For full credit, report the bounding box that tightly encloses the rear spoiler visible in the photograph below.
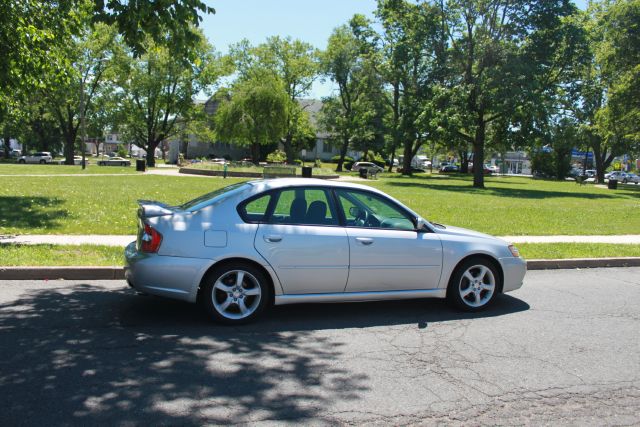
[137,200,176,219]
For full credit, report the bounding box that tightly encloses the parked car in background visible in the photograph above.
[486,164,499,174]
[470,163,493,175]
[73,156,89,165]
[125,178,526,325]
[351,162,384,173]
[97,156,131,166]
[585,169,596,178]
[605,171,638,183]
[17,152,53,164]
[439,164,459,173]
[621,172,640,184]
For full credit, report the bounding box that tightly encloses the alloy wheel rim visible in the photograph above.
[458,264,495,308]
[212,270,262,320]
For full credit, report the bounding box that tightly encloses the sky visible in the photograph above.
[200,0,588,99]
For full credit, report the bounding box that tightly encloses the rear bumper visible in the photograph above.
[499,256,527,293]
[124,241,210,303]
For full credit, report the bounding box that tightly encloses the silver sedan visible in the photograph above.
[125,178,526,325]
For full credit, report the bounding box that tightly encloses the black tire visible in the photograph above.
[623,179,627,184]
[40,159,45,164]
[18,159,25,164]
[447,257,501,312]
[200,262,271,325]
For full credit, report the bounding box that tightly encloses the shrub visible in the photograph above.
[330,155,354,164]
[266,149,287,163]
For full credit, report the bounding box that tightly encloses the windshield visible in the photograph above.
[179,183,247,211]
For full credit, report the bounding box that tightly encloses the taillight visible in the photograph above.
[141,223,163,253]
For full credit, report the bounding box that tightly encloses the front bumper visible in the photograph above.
[499,256,527,292]
[124,241,210,303]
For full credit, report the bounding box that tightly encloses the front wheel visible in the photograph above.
[200,263,271,325]
[18,159,25,164]
[447,257,500,312]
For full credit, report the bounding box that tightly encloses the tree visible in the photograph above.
[40,22,118,164]
[1,1,214,94]
[372,1,445,176]
[214,74,288,163]
[595,0,640,159]
[321,24,380,172]
[439,0,577,188]
[115,30,220,167]
[230,37,319,163]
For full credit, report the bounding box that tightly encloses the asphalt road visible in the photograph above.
[1,268,639,425]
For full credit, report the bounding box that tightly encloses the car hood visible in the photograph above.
[433,224,505,243]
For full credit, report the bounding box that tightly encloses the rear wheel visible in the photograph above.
[447,257,500,312]
[18,159,25,164]
[200,263,270,325]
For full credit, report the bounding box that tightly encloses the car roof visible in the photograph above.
[245,178,381,193]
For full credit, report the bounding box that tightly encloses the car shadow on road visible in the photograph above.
[0,284,367,425]
[0,283,528,425]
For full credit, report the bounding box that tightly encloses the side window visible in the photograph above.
[271,188,338,226]
[336,189,415,231]
[239,193,272,223]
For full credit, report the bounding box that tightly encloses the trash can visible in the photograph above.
[136,159,146,172]
[301,166,312,178]
[607,179,617,189]
[359,168,368,179]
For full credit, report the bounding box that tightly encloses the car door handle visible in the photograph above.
[264,235,282,243]
[356,237,374,245]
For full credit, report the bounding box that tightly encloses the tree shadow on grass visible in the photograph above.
[394,173,529,186]
[387,180,622,200]
[0,196,68,232]
[0,283,528,425]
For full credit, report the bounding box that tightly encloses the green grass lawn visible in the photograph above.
[365,174,640,236]
[1,171,638,236]
[1,242,637,266]
[0,163,138,175]
[0,244,124,266]
[518,243,640,259]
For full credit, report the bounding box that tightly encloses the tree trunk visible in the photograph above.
[146,136,157,167]
[401,143,413,176]
[283,134,295,164]
[251,142,261,165]
[458,148,469,173]
[592,143,604,183]
[336,135,349,172]
[473,116,486,188]
[63,133,76,165]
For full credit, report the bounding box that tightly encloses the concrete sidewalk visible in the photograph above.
[1,234,639,247]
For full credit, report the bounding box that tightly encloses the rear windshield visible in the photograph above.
[179,183,247,211]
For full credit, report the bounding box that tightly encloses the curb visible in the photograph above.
[1,258,639,280]
[527,257,640,270]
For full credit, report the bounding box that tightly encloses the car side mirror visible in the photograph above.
[415,217,428,232]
